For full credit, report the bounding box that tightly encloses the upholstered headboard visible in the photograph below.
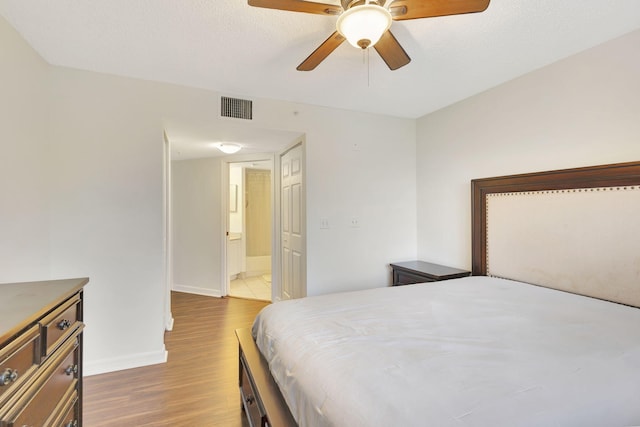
[471,161,640,307]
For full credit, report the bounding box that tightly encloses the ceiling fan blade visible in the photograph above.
[374,30,411,70]
[390,0,490,20]
[248,0,342,15]
[297,32,345,71]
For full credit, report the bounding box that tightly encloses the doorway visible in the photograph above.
[227,161,273,301]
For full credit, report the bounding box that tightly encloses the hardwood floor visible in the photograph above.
[84,292,269,426]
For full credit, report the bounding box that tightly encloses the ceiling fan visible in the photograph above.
[248,0,490,71]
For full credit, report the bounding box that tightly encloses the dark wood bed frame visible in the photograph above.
[237,160,640,427]
[236,328,296,426]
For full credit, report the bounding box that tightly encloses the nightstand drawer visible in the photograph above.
[393,269,436,285]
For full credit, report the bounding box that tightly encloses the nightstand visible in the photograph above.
[390,261,470,286]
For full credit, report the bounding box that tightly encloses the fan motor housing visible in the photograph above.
[342,0,386,10]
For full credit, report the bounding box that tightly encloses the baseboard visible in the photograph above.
[172,283,222,298]
[84,347,168,376]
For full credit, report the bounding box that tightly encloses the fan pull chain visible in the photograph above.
[361,48,371,87]
[367,48,371,87]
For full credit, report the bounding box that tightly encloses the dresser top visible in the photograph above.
[0,277,89,344]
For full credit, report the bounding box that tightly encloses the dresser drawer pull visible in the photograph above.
[64,420,78,427]
[57,319,72,330]
[64,364,78,376]
[246,395,255,405]
[0,368,19,386]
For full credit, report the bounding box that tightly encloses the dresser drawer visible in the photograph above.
[1,336,79,427]
[0,325,40,407]
[60,400,79,427]
[45,383,78,427]
[40,294,81,359]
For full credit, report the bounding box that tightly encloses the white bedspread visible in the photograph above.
[252,276,640,427]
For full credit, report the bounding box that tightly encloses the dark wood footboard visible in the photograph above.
[236,328,297,427]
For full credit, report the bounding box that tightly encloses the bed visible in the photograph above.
[236,161,640,427]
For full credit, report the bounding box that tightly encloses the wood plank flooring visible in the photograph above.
[83,292,269,426]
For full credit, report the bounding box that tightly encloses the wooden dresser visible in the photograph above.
[0,277,88,427]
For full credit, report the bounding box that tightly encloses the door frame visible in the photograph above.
[221,153,277,300]
[162,131,174,331]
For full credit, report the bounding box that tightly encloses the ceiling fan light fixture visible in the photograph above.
[336,3,392,49]
[215,143,241,154]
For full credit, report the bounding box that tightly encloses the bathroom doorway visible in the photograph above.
[228,161,272,301]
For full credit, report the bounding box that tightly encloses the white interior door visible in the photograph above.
[280,143,305,300]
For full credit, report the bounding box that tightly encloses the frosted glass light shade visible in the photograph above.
[216,143,241,154]
[336,4,392,49]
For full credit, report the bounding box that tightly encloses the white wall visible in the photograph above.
[172,157,223,297]
[46,67,168,374]
[256,103,418,295]
[304,114,418,294]
[42,65,417,371]
[1,13,417,373]
[0,15,50,281]
[416,29,640,270]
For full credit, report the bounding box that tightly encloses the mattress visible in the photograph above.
[252,276,640,427]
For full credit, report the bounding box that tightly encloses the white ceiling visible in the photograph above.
[165,120,302,161]
[2,0,639,156]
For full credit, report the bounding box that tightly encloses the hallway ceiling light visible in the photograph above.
[216,143,241,154]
